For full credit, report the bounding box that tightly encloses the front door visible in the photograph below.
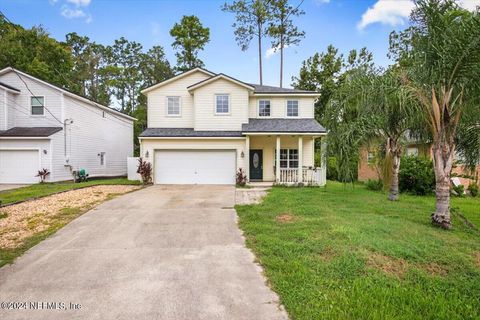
[249,150,263,180]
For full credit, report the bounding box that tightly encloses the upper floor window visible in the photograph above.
[215,94,230,114]
[286,100,298,117]
[31,96,44,116]
[166,96,181,116]
[258,100,271,117]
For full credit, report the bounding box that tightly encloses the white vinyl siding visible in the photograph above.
[0,69,134,182]
[0,71,62,127]
[215,94,230,114]
[193,78,249,131]
[286,100,299,117]
[147,70,210,128]
[166,96,181,116]
[258,100,271,117]
[248,97,315,118]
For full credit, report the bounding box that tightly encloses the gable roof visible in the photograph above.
[0,81,21,93]
[141,67,216,94]
[187,73,255,92]
[0,67,136,121]
[0,127,62,137]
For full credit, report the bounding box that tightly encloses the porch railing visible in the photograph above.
[278,167,326,186]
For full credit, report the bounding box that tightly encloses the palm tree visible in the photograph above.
[390,0,480,228]
[366,69,419,201]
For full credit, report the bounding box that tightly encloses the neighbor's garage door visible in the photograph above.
[155,150,236,185]
[0,150,39,183]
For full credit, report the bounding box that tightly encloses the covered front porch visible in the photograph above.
[245,134,327,186]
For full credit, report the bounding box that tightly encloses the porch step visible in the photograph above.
[246,181,274,188]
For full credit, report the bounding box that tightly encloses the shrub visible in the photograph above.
[365,179,383,191]
[137,158,152,185]
[468,183,479,197]
[399,156,435,195]
[326,156,338,181]
[36,168,50,183]
[236,168,247,186]
[453,184,465,197]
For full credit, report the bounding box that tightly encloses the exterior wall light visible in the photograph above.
[145,150,149,158]
[240,151,244,158]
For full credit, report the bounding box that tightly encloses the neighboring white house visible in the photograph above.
[0,67,135,184]
[139,68,327,185]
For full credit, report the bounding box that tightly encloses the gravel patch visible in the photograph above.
[0,185,140,249]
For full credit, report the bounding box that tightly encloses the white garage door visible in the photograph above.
[0,150,40,183]
[155,150,236,185]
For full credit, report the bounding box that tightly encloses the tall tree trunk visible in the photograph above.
[258,25,263,85]
[431,140,455,229]
[280,34,284,88]
[387,138,401,201]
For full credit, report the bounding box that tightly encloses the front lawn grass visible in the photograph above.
[0,178,141,206]
[236,182,480,320]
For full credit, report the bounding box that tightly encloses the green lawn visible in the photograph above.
[236,182,480,320]
[0,178,141,206]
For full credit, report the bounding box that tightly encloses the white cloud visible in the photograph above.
[61,7,86,19]
[265,44,290,59]
[357,0,415,30]
[358,0,480,30]
[57,0,93,23]
[315,0,330,4]
[66,0,91,6]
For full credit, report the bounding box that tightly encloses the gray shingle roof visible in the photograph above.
[242,118,326,133]
[0,81,20,92]
[140,128,243,137]
[0,127,62,137]
[248,84,317,94]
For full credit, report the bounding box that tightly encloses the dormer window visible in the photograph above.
[215,94,230,114]
[31,96,44,115]
[286,100,298,117]
[166,96,181,116]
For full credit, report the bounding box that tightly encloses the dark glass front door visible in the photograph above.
[249,150,263,180]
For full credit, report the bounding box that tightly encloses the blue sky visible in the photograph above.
[1,0,454,87]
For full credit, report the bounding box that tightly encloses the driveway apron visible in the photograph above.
[0,185,287,320]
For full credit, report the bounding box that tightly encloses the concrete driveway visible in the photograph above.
[0,185,287,320]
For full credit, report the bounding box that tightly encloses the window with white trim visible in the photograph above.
[277,149,299,168]
[258,100,270,117]
[31,96,44,115]
[166,96,181,116]
[287,100,298,117]
[215,94,229,114]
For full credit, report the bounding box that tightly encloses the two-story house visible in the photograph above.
[0,67,135,184]
[139,68,327,185]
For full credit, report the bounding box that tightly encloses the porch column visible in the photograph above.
[276,136,281,182]
[298,136,303,183]
[245,135,250,181]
